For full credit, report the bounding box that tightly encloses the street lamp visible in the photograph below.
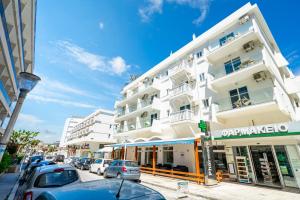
[0,72,41,161]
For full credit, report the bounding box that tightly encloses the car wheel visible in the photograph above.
[117,173,121,179]
[97,169,101,175]
[81,166,84,170]
[103,171,108,178]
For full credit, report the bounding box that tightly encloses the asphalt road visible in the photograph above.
[77,169,203,200]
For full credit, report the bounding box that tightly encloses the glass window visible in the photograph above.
[202,99,209,108]
[125,161,139,167]
[163,147,173,164]
[199,73,206,82]
[229,86,251,109]
[224,57,241,75]
[34,170,78,188]
[104,160,112,165]
[196,51,202,58]
[219,32,234,46]
[180,104,191,111]
[95,159,102,164]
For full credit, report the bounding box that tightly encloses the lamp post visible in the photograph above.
[0,72,41,161]
[122,136,129,160]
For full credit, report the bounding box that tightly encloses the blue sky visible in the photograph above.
[14,0,300,143]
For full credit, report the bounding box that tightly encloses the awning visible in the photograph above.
[96,147,113,153]
[109,138,195,148]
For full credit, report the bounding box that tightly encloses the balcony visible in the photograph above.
[209,59,267,89]
[169,60,194,81]
[115,80,160,107]
[168,83,193,102]
[115,98,161,122]
[170,110,197,124]
[214,87,280,119]
[207,29,258,62]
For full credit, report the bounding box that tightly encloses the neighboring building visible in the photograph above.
[63,109,116,158]
[113,3,300,189]
[59,117,83,148]
[0,0,36,136]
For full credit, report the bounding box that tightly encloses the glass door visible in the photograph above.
[250,145,281,187]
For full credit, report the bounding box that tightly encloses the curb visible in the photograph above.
[141,180,219,200]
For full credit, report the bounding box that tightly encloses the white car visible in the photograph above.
[89,159,112,175]
[15,164,80,200]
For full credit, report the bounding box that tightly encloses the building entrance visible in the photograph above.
[249,145,281,187]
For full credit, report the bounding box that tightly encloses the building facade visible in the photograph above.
[0,0,36,136]
[113,3,300,189]
[62,109,116,158]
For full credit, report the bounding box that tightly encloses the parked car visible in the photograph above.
[55,155,65,162]
[75,158,93,170]
[21,160,56,183]
[68,157,80,167]
[36,179,165,200]
[103,160,140,181]
[89,159,112,175]
[15,164,80,200]
[44,155,56,162]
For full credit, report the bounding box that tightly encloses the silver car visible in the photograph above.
[15,164,80,200]
[103,160,140,181]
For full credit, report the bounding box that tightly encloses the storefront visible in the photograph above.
[212,121,300,189]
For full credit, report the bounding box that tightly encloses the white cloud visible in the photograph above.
[139,0,211,25]
[17,113,44,125]
[139,0,163,22]
[28,94,97,109]
[99,22,104,30]
[57,41,130,75]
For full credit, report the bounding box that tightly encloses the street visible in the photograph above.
[77,169,203,200]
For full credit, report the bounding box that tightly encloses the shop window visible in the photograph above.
[144,147,158,166]
[229,86,251,109]
[163,146,174,164]
[224,57,241,75]
[214,152,228,172]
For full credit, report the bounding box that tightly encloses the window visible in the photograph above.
[99,144,104,149]
[95,159,102,164]
[229,86,251,109]
[34,170,79,188]
[199,73,206,82]
[104,160,112,165]
[125,161,138,167]
[224,57,241,75]
[202,99,209,108]
[150,113,158,125]
[167,110,170,117]
[145,147,157,165]
[180,104,191,111]
[219,32,235,46]
[196,51,202,58]
[163,147,174,164]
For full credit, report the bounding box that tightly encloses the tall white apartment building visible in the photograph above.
[113,3,300,189]
[59,117,83,148]
[63,109,115,157]
[0,0,36,135]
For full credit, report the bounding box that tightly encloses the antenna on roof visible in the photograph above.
[192,33,196,40]
[116,179,125,198]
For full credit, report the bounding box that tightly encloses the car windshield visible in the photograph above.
[125,161,138,167]
[34,170,78,188]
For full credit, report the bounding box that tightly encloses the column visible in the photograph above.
[112,147,114,159]
[135,146,138,161]
[152,145,156,175]
[194,139,201,184]
[121,147,124,160]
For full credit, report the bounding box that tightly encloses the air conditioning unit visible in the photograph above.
[239,14,250,24]
[253,71,267,82]
[243,41,255,52]
[188,54,194,62]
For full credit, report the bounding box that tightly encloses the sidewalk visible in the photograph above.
[141,173,300,200]
[0,172,20,200]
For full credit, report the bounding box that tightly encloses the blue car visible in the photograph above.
[36,179,166,200]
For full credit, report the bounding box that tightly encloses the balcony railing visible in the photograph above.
[210,58,262,80]
[170,110,194,123]
[168,83,192,97]
[214,87,274,113]
[169,60,192,76]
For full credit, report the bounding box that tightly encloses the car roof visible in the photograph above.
[37,164,75,173]
[39,179,164,200]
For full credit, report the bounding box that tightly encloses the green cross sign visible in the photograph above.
[198,120,207,133]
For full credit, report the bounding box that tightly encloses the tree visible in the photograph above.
[7,130,40,155]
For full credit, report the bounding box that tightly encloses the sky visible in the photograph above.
[14,0,300,143]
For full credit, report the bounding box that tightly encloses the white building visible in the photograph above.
[112,3,300,189]
[63,109,115,158]
[59,117,83,148]
[0,0,36,135]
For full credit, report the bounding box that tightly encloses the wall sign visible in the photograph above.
[221,123,288,138]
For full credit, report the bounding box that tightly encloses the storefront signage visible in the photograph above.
[221,123,288,138]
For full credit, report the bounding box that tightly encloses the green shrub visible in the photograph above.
[0,152,12,173]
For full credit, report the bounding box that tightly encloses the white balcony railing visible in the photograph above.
[169,60,192,76]
[168,83,192,97]
[214,87,274,113]
[170,110,194,123]
[210,58,263,80]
